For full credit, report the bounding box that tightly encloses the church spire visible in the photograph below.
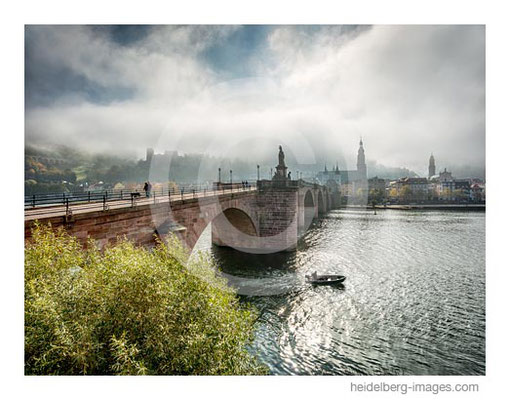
[428,152,436,178]
[357,138,367,180]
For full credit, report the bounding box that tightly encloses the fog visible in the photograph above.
[25,25,485,176]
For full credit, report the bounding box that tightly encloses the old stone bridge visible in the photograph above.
[25,180,332,254]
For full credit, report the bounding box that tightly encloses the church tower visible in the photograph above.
[357,138,367,180]
[428,153,436,178]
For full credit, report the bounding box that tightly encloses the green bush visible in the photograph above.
[25,224,267,375]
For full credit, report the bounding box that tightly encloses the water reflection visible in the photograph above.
[193,209,485,375]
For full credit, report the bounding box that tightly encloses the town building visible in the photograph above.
[439,168,453,182]
[368,176,387,203]
[428,157,485,202]
[368,176,386,192]
[388,177,429,202]
[470,183,485,202]
[432,168,472,201]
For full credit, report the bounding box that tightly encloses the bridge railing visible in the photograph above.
[256,178,323,190]
[24,181,258,211]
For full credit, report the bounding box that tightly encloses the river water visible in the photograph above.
[193,209,485,375]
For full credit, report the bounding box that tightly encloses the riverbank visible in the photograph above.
[339,204,485,211]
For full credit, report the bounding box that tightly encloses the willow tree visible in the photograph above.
[25,224,267,375]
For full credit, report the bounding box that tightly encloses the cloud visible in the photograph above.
[264,25,485,170]
[25,25,485,175]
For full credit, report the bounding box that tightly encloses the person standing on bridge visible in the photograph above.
[147,181,152,198]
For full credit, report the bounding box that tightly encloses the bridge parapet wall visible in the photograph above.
[25,203,170,250]
[25,183,330,254]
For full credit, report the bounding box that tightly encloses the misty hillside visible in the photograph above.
[25,143,428,195]
[366,161,419,180]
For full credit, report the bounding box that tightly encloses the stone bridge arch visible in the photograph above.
[156,194,259,251]
[297,186,331,235]
[211,207,258,248]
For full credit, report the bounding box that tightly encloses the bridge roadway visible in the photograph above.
[24,186,257,221]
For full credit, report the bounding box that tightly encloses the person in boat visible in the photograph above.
[312,271,318,279]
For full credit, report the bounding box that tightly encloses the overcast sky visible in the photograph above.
[25,25,485,175]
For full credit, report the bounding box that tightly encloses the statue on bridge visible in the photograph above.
[278,145,285,167]
[273,145,289,181]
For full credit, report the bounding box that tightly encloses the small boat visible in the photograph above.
[305,273,346,285]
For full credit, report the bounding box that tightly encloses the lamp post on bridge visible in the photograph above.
[229,170,232,185]
[218,167,221,183]
[297,170,299,181]
[257,165,260,181]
